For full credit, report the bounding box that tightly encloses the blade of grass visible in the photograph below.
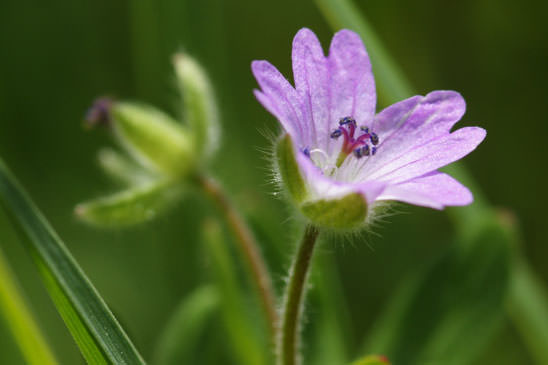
[0,246,57,365]
[154,285,220,365]
[507,257,548,364]
[0,158,145,364]
[202,218,268,365]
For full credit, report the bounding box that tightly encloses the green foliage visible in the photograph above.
[363,214,512,364]
[202,219,269,365]
[154,285,220,365]
[0,159,145,364]
[508,258,548,364]
[0,248,57,365]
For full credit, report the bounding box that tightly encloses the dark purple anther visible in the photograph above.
[371,146,377,155]
[370,132,379,145]
[339,116,356,126]
[302,147,311,157]
[360,126,370,134]
[331,129,343,138]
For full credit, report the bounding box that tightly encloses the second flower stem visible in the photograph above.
[278,224,320,365]
[195,174,278,343]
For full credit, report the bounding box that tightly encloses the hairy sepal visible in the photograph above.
[276,134,368,230]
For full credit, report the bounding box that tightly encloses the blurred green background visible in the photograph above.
[0,0,547,364]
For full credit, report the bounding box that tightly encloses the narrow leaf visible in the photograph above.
[508,258,548,364]
[0,246,57,365]
[0,158,145,364]
[154,285,220,365]
[202,219,268,365]
[310,254,351,365]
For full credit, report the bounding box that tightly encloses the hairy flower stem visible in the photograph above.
[195,174,278,343]
[278,224,320,365]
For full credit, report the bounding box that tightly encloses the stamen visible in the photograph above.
[301,147,311,157]
[329,116,380,165]
[330,129,342,139]
[370,132,379,145]
[339,117,356,126]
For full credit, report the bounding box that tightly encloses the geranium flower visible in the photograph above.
[252,28,485,229]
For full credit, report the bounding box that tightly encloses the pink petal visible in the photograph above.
[295,145,386,205]
[251,60,306,146]
[292,28,330,151]
[377,171,473,209]
[361,91,466,177]
[328,29,376,128]
[369,127,486,183]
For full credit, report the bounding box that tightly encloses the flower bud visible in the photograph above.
[276,135,369,230]
[173,53,220,159]
[110,102,195,177]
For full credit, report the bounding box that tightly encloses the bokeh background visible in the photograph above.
[0,0,547,364]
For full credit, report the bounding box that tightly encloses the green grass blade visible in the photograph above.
[153,285,220,365]
[508,258,548,364]
[0,247,58,365]
[202,219,268,365]
[309,253,350,365]
[0,158,145,364]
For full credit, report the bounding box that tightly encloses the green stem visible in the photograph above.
[0,247,57,365]
[195,174,278,344]
[278,224,320,365]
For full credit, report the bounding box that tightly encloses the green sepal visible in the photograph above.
[97,147,154,186]
[301,193,367,230]
[276,134,308,203]
[174,53,220,158]
[351,354,390,365]
[75,181,183,227]
[111,102,195,177]
[276,134,368,229]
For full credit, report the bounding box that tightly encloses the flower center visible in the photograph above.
[301,116,380,177]
[330,117,379,167]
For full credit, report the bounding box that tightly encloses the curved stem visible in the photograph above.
[278,224,320,365]
[195,174,278,343]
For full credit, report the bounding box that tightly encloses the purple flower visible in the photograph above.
[252,28,485,225]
